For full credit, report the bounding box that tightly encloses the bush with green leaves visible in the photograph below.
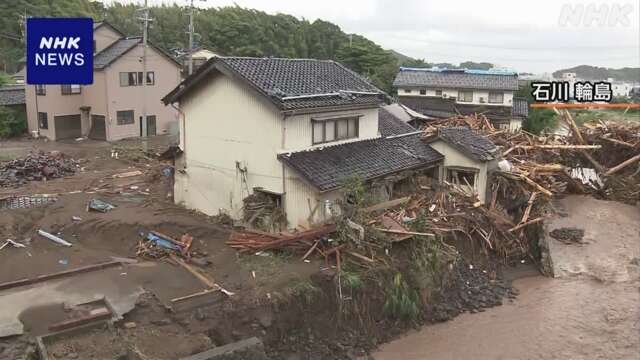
[383,273,420,321]
[0,106,26,138]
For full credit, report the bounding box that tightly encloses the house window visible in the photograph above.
[35,85,46,96]
[435,89,443,96]
[458,90,473,102]
[38,112,48,129]
[312,117,358,144]
[61,84,81,95]
[419,89,426,95]
[120,72,154,86]
[403,89,411,94]
[489,92,504,104]
[116,110,134,125]
[146,71,154,85]
[447,168,477,188]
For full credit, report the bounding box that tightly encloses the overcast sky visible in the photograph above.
[104,0,640,74]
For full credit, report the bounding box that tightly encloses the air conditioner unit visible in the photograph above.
[479,97,485,103]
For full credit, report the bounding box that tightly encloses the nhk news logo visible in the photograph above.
[26,18,93,85]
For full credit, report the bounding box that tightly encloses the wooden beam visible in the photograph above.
[508,217,544,232]
[169,254,219,290]
[605,154,640,176]
[375,228,435,237]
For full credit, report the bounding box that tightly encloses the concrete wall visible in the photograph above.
[429,139,490,203]
[283,107,379,151]
[174,72,284,219]
[398,87,514,106]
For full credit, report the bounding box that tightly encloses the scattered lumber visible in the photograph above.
[227,223,336,253]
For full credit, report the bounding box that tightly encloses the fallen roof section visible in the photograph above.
[424,127,498,161]
[378,106,418,136]
[162,57,385,112]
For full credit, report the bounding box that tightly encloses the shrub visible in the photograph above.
[0,106,26,138]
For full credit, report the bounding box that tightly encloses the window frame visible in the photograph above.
[419,89,426,95]
[403,89,411,94]
[446,167,478,189]
[116,110,135,125]
[458,90,473,103]
[120,71,155,87]
[61,84,81,95]
[35,85,46,96]
[435,89,443,96]
[311,116,359,145]
[38,112,48,129]
[488,92,504,104]
[146,71,155,85]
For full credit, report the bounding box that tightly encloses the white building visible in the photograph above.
[394,68,527,131]
[162,57,448,228]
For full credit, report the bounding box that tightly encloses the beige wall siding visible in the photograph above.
[284,166,341,228]
[429,140,489,202]
[174,73,284,218]
[104,46,180,141]
[94,26,121,53]
[283,107,379,151]
[24,83,83,140]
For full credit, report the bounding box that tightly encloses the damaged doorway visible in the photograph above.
[242,189,286,232]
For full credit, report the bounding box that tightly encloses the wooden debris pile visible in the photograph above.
[227,223,337,254]
[242,192,287,232]
[0,150,78,187]
[375,186,535,260]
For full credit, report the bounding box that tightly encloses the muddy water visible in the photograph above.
[375,275,639,360]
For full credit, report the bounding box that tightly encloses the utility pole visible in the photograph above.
[139,0,151,139]
[187,0,195,75]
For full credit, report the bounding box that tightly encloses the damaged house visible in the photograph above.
[394,67,528,131]
[162,57,499,228]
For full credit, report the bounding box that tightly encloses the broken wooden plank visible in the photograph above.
[604,154,640,176]
[508,217,545,232]
[169,253,219,290]
[362,196,411,213]
[49,307,112,332]
[375,228,435,237]
[301,240,320,261]
[171,288,220,304]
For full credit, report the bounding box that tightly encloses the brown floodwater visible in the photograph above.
[375,195,640,360]
[374,275,639,360]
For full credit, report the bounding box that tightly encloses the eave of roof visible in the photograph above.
[423,127,498,162]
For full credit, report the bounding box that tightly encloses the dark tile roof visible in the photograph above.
[0,85,25,106]
[279,134,443,191]
[163,57,385,111]
[394,68,519,91]
[512,97,529,118]
[93,37,141,69]
[425,127,498,161]
[378,107,417,136]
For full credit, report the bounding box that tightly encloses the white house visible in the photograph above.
[162,57,448,228]
[394,68,527,131]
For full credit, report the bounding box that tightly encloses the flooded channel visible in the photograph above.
[375,196,640,360]
[374,275,639,360]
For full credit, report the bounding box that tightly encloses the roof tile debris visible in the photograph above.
[163,57,385,111]
[425,127,498,161]
[393,68,519,91]
[0,85,25,106]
